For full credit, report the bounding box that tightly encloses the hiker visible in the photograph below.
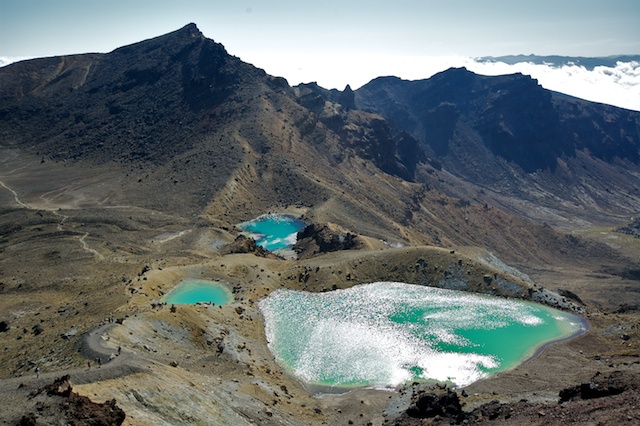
[118,345,122,355]
[35,366,40,378]
[87,360,91,369]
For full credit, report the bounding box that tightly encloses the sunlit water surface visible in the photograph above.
[238,214,307,252]
[164,279,233,305]
[259,282,587,389]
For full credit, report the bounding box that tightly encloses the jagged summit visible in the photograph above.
[110,22,207,55]
[1,25,640,426]
[0,23,256,162]
[1,23,639,227]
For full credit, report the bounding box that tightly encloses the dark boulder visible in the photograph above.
[23,375,126,425]
[407,389,463,419]
[556,288,585,305]
[559,371,635,402]
[32,324,44,336]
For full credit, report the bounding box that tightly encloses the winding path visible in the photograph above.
[0,180,31,209]
[0,179,105,260]
[0,324,147,393]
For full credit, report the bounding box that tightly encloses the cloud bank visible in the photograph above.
[241,51,640,112]
[463,58,640,112]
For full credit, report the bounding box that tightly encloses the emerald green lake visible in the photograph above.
[258,282,587,389]
[238,214,306,252]
[164,279,233,305]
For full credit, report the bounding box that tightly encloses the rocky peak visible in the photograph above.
[356,67,640,172]
[0,22,253,164]
[338,84,356,110]
[111,22,206,56]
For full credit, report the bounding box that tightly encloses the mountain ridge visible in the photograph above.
[1,24,640,425]
[354,67,640,228]
[1,24,639,244]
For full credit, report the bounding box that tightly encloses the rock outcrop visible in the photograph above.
[294,82,424,181]
[293,223,360,259]
[220,235,282,259]
[16,375,126,426]
[406,387,464,420]
[559,371,638,402]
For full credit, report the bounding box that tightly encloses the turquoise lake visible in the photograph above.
[238,214,307,252]
[258,282,587,389]
[164,279,233,305]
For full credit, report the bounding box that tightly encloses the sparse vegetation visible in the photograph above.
[0,24,639,424]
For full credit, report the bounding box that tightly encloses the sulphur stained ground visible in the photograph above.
[259,282,587,390]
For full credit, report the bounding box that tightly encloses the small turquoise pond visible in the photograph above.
[164,279,233,305]
[238,214,307,252]
[259,282,587,389]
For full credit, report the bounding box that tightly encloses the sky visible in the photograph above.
[1,0,640,110]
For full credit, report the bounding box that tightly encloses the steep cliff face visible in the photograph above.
[552,94,640,163]
[294,82,423,181]
[0,24,256,164]
[355,68,640,226]
[356,67,640,173]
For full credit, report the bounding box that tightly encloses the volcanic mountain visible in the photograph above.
[353,69,640,228]
[1,24,639,425]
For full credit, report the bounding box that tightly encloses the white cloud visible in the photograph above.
[462,59,640,112]
[247,51,640,111]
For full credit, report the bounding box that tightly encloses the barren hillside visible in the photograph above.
[1,24,639,425]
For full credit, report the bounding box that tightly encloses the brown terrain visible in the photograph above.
[0,24,639,425]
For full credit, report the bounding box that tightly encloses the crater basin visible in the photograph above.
[259,282,587,390]
[164,279,233,305]
[238,214,306,254]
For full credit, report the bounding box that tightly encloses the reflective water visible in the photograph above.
[238,214,307,251]
[259,282,587,389]
[164,279,233,305]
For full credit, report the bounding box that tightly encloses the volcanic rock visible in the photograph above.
[19,375,126,425]
[559,371,637,402]
[406,387,464,420]
[294,223,360,259]
[220,235,281,258]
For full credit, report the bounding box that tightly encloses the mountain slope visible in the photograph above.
[0,24,421,225]
[355,68,640,227]
[1,24,640,426]
[1,25,637,262]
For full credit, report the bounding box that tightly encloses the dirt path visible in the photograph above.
[0,324,147,394]
[0,180,31,209]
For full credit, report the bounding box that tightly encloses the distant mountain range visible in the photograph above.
[1,23,639,246]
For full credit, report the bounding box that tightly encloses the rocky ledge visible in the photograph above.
[294,223,360,259]
[393,370,640,425]
[12,375,125,426]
